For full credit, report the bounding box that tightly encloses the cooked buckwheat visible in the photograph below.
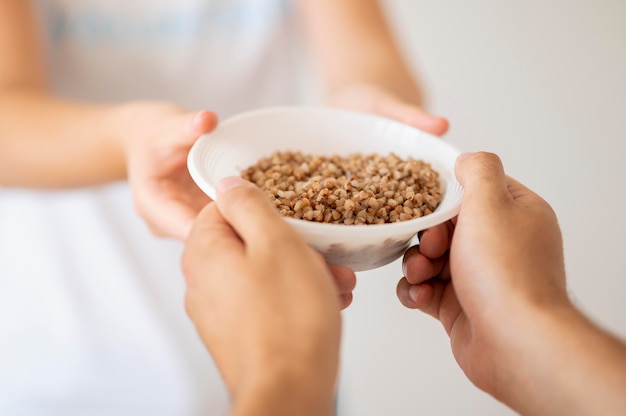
[241,151,442,225]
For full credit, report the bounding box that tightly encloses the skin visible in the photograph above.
[398,152,626,415]
[183,152,626,416]
[183,176,344,416]
[0,1,218,239]
[0,0,447,242]
[298,0,449,135]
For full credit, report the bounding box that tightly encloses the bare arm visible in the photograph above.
[0,1,132,188]
[298,0,422,105]
[0,2,218,239]
[502,306,626,416]
[297,0,447,134]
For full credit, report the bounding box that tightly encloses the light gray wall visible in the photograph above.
[338,1,626,415]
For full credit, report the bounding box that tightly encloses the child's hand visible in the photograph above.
[330,84,449,136]
[122,102,218,240]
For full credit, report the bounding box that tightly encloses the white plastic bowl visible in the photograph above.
[188,106,463,271]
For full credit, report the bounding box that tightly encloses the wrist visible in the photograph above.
[491,301,626,415]
[233,364,336,416]
[489,301,578,406]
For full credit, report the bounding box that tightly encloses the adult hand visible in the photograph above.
[397,152,569,402]
[330,84,449,136]
[182,176,349,415]
[123,102,217,240]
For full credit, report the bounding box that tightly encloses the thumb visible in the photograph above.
[455,152,510,203]
[182,202,245,283]
[180,110,218,147]
[215,177,302,249]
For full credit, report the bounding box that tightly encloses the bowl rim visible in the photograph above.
[188,105,464,236]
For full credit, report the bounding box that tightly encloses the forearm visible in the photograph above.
[0,90,132,188]
[501,304,626,415]
[0,1,132,188]
[298,0,423,105]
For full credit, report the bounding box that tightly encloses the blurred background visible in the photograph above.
[337,1,626,414]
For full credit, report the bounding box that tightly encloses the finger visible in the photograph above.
[215,176,305,250]
[182,202,245,282]
[327,264,357,295]
[404,108,449,136]
[133,183,201,241]
[139,176,214,241]
[150,200,200,241]
[377,98,449,136]
[396,277,446,320]
[417,222,452,259]
[158,111,218,164]
[339,293,353,310]
[402,246,448,285]
[438,257,452,281]
[455,152,510,204]
[170,110,218,149]
[188,110,218,138]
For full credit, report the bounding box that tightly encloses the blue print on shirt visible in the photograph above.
[46,1,290,49]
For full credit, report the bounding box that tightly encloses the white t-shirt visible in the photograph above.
[0,1,299,415]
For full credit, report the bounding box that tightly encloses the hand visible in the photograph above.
[330,84,449,136]
[182,176,352,415]
[122,102,218,240]
[397,152,569,402]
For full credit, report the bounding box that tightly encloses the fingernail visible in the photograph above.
[192,110,217,129]
[217,176,247,194]
[191,111,205,126]
[409,285,421,303]
[456,152,471,163]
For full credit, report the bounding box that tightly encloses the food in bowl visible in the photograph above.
[241,150,442,225]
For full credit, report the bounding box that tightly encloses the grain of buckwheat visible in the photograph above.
[241,151,442,225]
